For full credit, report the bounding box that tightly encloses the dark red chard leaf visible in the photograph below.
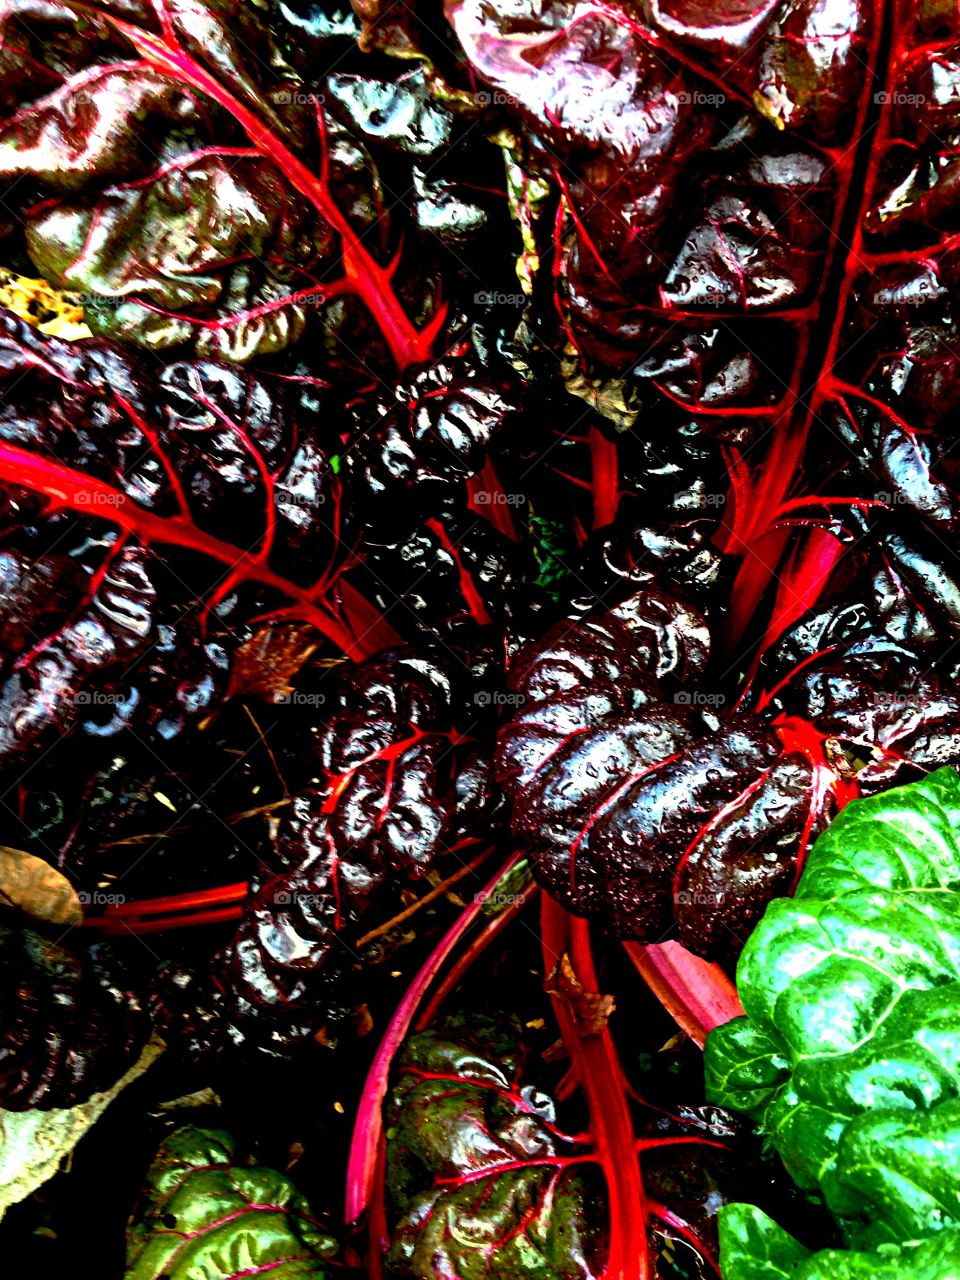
[357,345,522,510]
[866,529,960,657]
[497,588,960,960]
[445,0,960,657]
[445,0,859,365]
[764,639,960,789]
[0,310,408,767]
[496,397,729,621]
[355,505,542,645]
[155,647,497,1055]
[825,288,960,658]
[0,540,228,766]
[0,552,86,650]
[0,312,324,546]
[560,420,728,612]
[322,65,498,233]
[0,0,445,369]
[502,586,711,717]
[572,514,724,616]
[0,922,148,1109]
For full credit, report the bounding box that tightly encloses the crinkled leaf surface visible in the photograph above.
[386,1015,600,1280]
[384,1005,744,1280]
[497,587,960,959]
[0,0,444,369]
[443,0,960,652]
[156,647,496,1054]
[125,1125,338,1279]
[705,767,960,1250]
[0,923,148,1111]
[0,308,401,774]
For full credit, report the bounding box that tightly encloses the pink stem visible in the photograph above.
[623,941,744,1048]
[344,850,526,1226]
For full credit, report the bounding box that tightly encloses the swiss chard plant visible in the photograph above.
[378,913,751,1280]
[0,0,959,1275]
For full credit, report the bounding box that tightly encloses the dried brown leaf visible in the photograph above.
[0,847,82,926]
[545,953,616,1036]
[226,622,321,703]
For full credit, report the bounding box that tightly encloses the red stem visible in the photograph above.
[541,899,649,1280]
[88,904,245,934]
[588,427,620,530]
[716,2,888,649]
[82,879,249,934]
[0,440,396,659]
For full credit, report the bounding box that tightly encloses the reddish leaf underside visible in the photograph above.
[624,941,744,1050]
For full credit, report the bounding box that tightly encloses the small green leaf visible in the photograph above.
[529,511,574,603]
[125,1126,339,1280]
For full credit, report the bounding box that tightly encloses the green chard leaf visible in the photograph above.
[718,1203,960,1280]
[704,767,960,1270]
[125,1126,339,1280]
